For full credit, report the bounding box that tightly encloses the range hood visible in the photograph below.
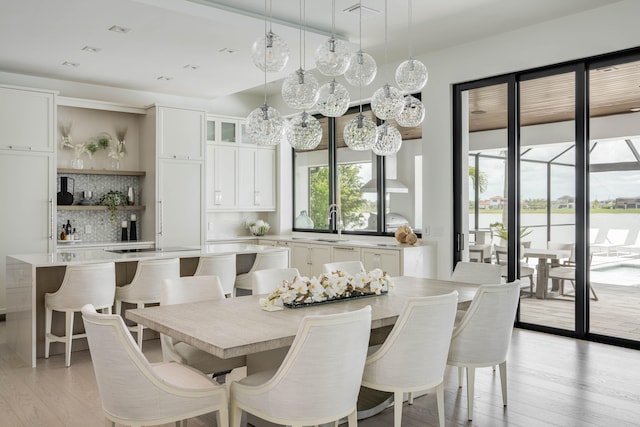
[361,154,408,193]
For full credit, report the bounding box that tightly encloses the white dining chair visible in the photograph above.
[322,260,366,276]
[252,267,300,295]
[234,250,289,295]
[495,245,535,294]
[115,258,180,349]
[230,306,372,427]
[451,261,502,285]
[447,281,521,421]
[194,253,237,297]
[81,304,229,427]
[160,275,247,378]
[548,248,598,301]
[362,291,459,427]
[45,262,116,367]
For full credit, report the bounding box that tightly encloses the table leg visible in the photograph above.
[535,258,549,299]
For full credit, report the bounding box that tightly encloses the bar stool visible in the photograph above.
[115,258,180,349]
[234,250,288,296]
[194,253,237,297]
[45,262,116,367]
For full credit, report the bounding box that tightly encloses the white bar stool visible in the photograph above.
[194,253,237,297]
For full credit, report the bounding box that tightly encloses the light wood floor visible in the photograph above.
[1,322,640,426]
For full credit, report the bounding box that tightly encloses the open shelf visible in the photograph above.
[57,205,146,211]
[57,168,146,176]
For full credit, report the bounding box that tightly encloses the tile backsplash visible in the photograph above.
[56,173,143,243]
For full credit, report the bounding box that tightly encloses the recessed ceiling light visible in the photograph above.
[183,64,200,70]
[156,76,173,81]
[108,25,131,34]
[630,107,640,112]
[343,3,381,17]
[81,46,101,53]
[62,61,80,68]
[218,47,239,54]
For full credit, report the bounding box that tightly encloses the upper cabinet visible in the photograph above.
[238,146,276,210]
[158,107,205,160]
[207,115,241,144]
[0,86,54,152]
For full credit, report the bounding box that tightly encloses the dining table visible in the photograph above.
[126,276,479,422]
[522,247,571,299]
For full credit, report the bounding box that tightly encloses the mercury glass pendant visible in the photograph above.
[246,103,284,146]
[251,31,290,72]
[315,37,351,76]
[396,95,425,127]
[343,113,377,151]
[281,68,320,110]
[344,50,377,87]
[317,80,350,117]
[371,83,404,120]
[286,111,322,150]
[395,58,428,92]
[372,122,402,156]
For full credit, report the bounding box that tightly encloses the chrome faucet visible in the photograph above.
[327,203,343,240]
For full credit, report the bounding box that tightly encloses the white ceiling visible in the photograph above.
[0,0,622,100]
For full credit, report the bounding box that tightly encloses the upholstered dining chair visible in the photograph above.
[361,291,459,427]
[447,281,521,421]
[115,258,180,349]
[251,267,300,295]
[194,253,237,297]
[234,250,288,295]
[160,275,247,377]
[451,261,502,285]
[81,304,228,427]
[230,306,372,427]
[322,260,366,276]
[45,262,116,367]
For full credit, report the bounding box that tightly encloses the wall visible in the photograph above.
[418,0,640,279]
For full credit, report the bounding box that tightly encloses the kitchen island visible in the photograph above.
[5,243,289,367]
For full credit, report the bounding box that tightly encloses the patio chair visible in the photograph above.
[591,228,629,256]
[495,245,535,295]
[548,249,598,301]
[620,232,640,254]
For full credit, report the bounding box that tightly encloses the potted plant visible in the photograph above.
[101,190,127,223]
[490,222,532,245]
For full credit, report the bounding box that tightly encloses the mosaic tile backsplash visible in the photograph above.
[56,173,143,243]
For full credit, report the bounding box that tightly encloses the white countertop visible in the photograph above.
[8,243,288,267]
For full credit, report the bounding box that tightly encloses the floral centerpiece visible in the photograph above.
[260,268,391,309]
[247,219,270,236]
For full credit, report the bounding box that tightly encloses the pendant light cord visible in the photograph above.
[263,0,268,104]
[359,1,363,114]
[408,0,413,58]
[331,0,336,37]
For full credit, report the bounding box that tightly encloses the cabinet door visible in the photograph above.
[362,248,400,276]
[0,151,54,312]
[238,147,276,211]
[158,159,203,247]
[255,148,276,210]
[210,145,237,210]
[0,87,54,152]
[158,107,205,160]
[331,246,361,263]
[309,244,331,277]
[290,244,311,276]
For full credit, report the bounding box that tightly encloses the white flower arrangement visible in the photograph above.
[247,219,270,236]
[260,268,391,309]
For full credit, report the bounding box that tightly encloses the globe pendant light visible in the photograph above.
[371,83,404,120]
[396,95,425,128]
[250,1,289,72]
[286,111,322,150]
[246,103,284,146]
[317,79,350,117]
[395,0,428,91]
[343,112,377,151]
[344,1,376,87]
[371,0,403,121]
[372,122,402,156]
[282,68,319,110]
[246,0,284,146]
[282,0,319,110]
[315,0,351,77]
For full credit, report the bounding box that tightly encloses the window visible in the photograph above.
[293,102,422,237]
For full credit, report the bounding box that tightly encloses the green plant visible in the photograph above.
[101,190,127,223]
[85,141,98,157]
[490,222,532,241]
[98,137,110,149]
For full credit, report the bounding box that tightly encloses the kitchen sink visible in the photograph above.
[315,238,350,243]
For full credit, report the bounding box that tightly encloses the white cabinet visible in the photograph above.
[0,86,54,152]
[238,147,276,210]
[157,159,204,248]
[331,245,361,263]
[291,243,331,277]
[207,116,240,144]
[158,106,205,160]
[361,248,401,277]
[207,143,237,210]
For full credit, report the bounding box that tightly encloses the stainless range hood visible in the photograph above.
[360,154,408,193]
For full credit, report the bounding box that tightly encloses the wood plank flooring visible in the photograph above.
[1,321,639,426]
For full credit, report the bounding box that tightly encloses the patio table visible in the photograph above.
[523,248,571,298]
